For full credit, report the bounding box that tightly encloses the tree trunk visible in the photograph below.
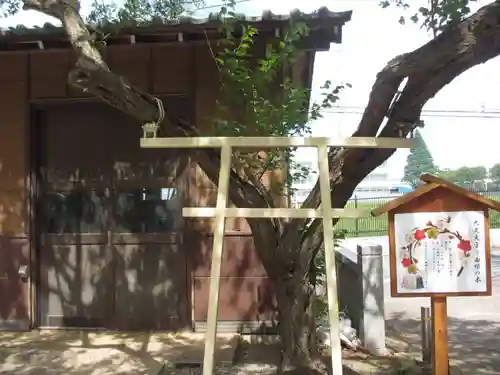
[274,277,319,373]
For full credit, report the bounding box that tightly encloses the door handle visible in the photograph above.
[18,265,29,281]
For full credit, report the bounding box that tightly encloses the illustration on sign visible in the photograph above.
[394,211,487,294]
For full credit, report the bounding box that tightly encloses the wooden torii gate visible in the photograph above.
[141,135,414,375]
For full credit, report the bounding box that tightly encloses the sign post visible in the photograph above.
[431,296,448,374]
[141,135,414,375]
[372,173,499,375]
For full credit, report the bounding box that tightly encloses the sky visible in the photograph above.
[2,0,500,179]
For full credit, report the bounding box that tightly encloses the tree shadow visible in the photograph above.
[188,163,279,335]
[231,337,407,375]
[0,329,238,375]
[0,94,315,374]
[188,215,278,334]
[0,143,31,329]
[4,97,242,374]
[0,234,30,329]
[35,97,193,333]
[385,315,500,374]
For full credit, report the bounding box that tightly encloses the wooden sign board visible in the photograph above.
[372,173,497,298]
[372,173,500,375]
[392,210,489,297]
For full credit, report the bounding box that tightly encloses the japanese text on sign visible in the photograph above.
[394,211,488,294]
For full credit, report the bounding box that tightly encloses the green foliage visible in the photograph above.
[87,0,119,26]
[403,130,437,186]
[87,0,204,27]
[310,228,347,287]
[311,229,347,320]
[490,163,500,185]
[0,0,20,17]
[290,162,317,188]
[438,166,487,185]
[212,5,350,191]
[395,357,420,375]
[0,0,203,24]
[380,0,477,34]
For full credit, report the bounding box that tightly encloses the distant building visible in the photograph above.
[350,161,413,200]
[291,160,317,206]
[291,160,413,206]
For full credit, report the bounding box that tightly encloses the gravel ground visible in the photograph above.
[164,363,277,375]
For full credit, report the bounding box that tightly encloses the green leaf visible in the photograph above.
[208,16,350,185]
[418,7,429,16]
[379,1,391,9]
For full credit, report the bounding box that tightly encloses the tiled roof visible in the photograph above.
[0,7,352,51]
[2,7,351,33]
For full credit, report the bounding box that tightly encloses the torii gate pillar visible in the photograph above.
[141,135,414,375]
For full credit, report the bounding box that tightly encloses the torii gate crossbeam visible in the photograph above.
[140,136,414,375]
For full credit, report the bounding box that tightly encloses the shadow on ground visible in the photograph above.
[236,339,412,375]
[237,313,500,375]
[386,314,500,375]
[0,331,237,375]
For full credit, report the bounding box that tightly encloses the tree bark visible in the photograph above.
[274,279,317,371]
[281,0,500,260]
[24,0,500,372]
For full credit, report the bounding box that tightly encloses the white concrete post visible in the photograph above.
[356,243,387,355]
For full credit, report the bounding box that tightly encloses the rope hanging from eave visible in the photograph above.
[142,97,165,138]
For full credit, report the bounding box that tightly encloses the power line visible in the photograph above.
[327,105,500,113]
[321,109,500,119]
[321,105,500,115]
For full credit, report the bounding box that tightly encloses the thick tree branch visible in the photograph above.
[356,0,500,137]
[288,0,500,260]
[24,0,280,265]
[24,0,160,122]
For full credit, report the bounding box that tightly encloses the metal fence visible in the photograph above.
[335,189,500,237]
